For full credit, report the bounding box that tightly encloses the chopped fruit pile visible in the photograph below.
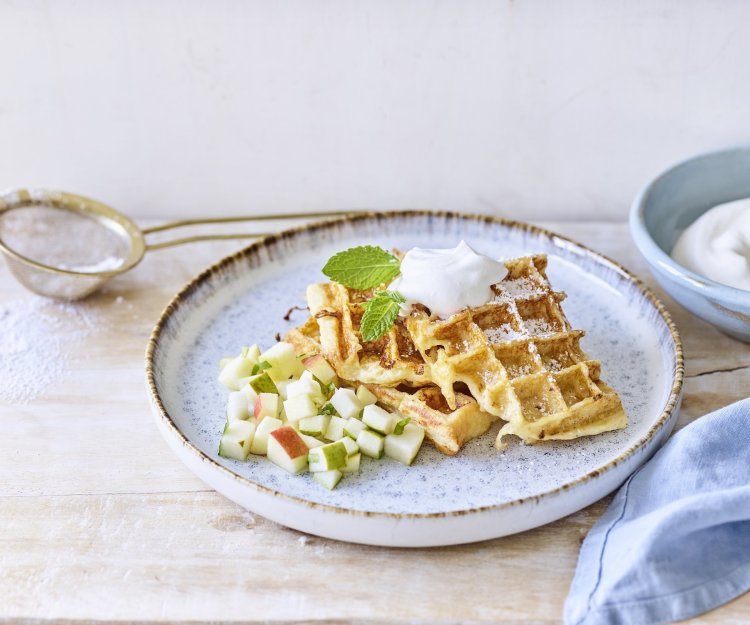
[217,341,425,490]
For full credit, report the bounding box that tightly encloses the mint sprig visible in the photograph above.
[360,290,406,342]
[322,246,401,290]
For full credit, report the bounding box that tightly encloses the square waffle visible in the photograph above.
[306,281,431,387]
[404,255,628,449]
[285,318,496,455]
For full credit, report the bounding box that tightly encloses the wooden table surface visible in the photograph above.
[2,219,748,624]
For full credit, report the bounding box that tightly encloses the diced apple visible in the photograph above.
[218,355,254,390]
[267,426,309,474]
[384,423,425,465]
[362,404,397,435]
[298,415,330,437]
[226,390,250,422]
[249,416,283,455]
[313,469,343,490]
[300,433,325,449]
[356,385,378,406]
[340,452,361,474]
[286,370,324,403]
[329,388,363,420]
[302,354,338,385]
[338,436,359,456]
[260,342,303,382]
[249,372,278,395]
[357,429,384,459]
[239,382,258,403]
[219,357,232,370]
[244,344,261,364]
[283,394,318,424]
[254,393,280,422]
[308,440,348,472]
[343,417,366,440]
[275,379,292,400]
[218,420,256,461]
[324,416,348,441]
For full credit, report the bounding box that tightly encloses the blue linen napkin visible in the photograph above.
[565,397,750,625]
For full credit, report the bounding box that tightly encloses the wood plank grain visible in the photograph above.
[1,219,747,624]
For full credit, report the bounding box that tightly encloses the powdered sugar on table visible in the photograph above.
[0,297,100,403]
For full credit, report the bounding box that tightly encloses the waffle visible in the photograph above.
[285,318,496,455]
[306,281,431,387]
[404,255,628,449]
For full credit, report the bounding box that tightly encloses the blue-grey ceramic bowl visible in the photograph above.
[630,146,750,342]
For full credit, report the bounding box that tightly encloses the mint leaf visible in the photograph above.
[322,246,401,290]
[313,376,336,401]
[251,360,272,375]
[320,402,338,416]
[394,417,411,435]
[360,290,406,342]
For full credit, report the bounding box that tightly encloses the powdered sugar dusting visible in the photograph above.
[484,324,528,343]
[494,276,547,302]
[0,297,100,403]
[524,318,556,336]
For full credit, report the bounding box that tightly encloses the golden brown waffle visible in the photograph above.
[285,318,496,455]
[306,281,431,387]
[405,255,628,449]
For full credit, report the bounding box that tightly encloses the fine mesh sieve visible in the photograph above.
[0,189,358,300]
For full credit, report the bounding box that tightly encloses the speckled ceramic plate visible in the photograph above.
[146,212,683,547]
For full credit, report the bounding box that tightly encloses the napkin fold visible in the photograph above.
[565,397,750,625]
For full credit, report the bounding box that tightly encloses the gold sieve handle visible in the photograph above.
[142,210,364,251]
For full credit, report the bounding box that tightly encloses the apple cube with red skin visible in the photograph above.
[254,393,280,422]
[302,354,338,386]
[267,426,309,474]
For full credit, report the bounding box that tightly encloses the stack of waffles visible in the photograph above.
[286,254,627,456]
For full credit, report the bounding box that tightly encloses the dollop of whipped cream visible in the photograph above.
[391,240,508,317]
[671,198,750,291]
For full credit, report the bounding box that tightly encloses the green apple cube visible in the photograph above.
[356,385,378,406]
[249,372,278,395]
[260,342,303,382]
[226,390,250,422]
[283,394,318,424]
[324,416,348,441]
[302,354,338,385]
[338,436,359,456]
[236,376,254,392]
[298,415,330,437]
[384,423,425,465]
[362,405,397,435]
[329,388,363,420]
[356,429,384,459]
[218,420,256,461]
[219,357,232,370]
[275,379,292,400]
[253,393,280,422]
[267,426,309,474]
[343,417,366,440]
[218,355,254,390]
[300,433,325,449]
[340,452,361,474]
[313,469,343,490]
[249,416,283,455]
[244,344,261,363]
[286,370,324,403]
[308,440,347,472]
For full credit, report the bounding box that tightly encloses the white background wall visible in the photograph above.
[2,0,750,221]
